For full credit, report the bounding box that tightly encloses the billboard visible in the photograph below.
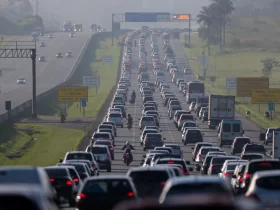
[236,77,269,97]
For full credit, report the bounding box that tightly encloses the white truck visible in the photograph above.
[272,130,280,159]
[208,95,235,129]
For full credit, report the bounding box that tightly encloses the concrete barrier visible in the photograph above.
[0,32,109,124]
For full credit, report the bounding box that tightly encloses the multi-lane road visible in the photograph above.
[54,32,267,210]
[0,32,92,115]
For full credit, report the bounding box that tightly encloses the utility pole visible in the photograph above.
[36,0,38,16]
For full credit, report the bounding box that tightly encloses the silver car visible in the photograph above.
[107,112,123,127]
[139,116,156,129]
[246,170,280,208]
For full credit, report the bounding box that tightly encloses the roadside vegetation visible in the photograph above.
[0,123,84,166]
[182,0,280,128]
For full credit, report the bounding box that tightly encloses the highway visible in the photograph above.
[63,33,269,210]
[0,32,92,115]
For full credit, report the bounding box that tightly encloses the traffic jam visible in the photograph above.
[0,29,279,210]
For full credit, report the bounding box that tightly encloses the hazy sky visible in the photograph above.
[38,0,209,29]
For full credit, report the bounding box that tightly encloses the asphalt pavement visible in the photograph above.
[62,34,270,210]
[0,32,92,114]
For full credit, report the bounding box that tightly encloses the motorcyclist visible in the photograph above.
[131,90,136,99]
[127,114,133,126]
[121,141,135,161]
[60,111,66,123]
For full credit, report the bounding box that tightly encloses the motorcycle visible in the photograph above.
[130,98,135,104]
[60,114,66,123]
[124,152,133,166]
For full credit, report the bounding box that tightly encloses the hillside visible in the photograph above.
[0,17,25,35]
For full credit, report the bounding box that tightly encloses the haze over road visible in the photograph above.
[0,32,92,115]
[62,32,268,210]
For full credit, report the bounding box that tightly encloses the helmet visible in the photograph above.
[126,141,130,144]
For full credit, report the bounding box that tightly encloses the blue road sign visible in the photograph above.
[81,98,87,107]
[268,102,274,111]
[125,12,170,22]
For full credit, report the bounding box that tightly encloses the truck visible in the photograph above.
[63,21,72,32]
[74,24,83,32]
[272,130,280,159]
[208,95,235,129]
[90,24,101,31]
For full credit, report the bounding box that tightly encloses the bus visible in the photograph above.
[186,81,205,104]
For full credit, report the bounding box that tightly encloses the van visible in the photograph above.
[217,120,244,147]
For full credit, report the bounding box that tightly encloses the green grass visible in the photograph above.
[181,33,280,129]
[0,123,84,166]
[67,37,123,117]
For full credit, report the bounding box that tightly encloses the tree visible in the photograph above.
[210,0,235,50]
[197,6,215,56]
[261,58,279,77]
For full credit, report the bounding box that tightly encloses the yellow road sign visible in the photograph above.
[236,77,269,97]
[58,86,88,102]
[252,88,280,104]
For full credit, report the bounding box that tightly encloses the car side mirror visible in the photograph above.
[188,167,193,172]
[59,159,63,163]
[143,155,146,158]
[185,161,190,165]
[232,174,237,178]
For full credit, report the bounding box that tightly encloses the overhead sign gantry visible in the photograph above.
[111,12,191,45]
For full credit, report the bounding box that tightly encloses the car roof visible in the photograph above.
[252,170,280,179]
[66,151,90,155]
[86,175,133,181]
[127,167,170,173]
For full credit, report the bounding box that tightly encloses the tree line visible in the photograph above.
[196,0,235,56]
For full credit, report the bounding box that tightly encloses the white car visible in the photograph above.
[17,77,26,84]
[66,52,73,57]
[38,56,46,62]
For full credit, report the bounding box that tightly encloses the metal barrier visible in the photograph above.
[0,32,109,124]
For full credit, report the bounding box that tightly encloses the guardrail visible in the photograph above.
[0,32,108,124]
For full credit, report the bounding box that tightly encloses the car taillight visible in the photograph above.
[160,182,166,187]
[77,193,86,201]
[180,169,184,173]
[73,178,79,183]
[210,165,214,172]
[92,164,96,168]
[224,173,229,177]
[185,171,190,175]
[50,178,55,182]
[245,173,250,180]
[239,177,243,183]
[245,194,260,201]
[110,147,114,150]
[66,180,73,185]
[127,192,134,197]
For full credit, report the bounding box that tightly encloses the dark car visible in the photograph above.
[94,140,115,160]
[240,159,280,192]
[191,142,214,162]
[208,156,238,175]
[86,145,112,172]
[231,137,251,155]
[154,158,192,175]
[182,129,203,145]
[76,176,137,210]
[100,122,117,136]
[44,166,76,207]
[143,133,165,151]
[198,155,225,175]
[127,167,172,198]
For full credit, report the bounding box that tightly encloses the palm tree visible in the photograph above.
[197,6,214,56]
[211,0,235,49]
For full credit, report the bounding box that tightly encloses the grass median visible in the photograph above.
[0,123,84,166]
[182,16,280,128]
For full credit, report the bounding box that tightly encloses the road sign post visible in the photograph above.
[81,98,86,116]
[210,76,216,87]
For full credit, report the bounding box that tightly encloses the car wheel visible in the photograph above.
[107,166,111,172]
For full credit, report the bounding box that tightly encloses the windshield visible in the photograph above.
[66,153,92,161]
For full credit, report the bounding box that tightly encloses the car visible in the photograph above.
[65,159,99,176]
[163,144,184,158]
[38,56,46,62]
[69,33,75,37]
[90,132,113,144]
[143,133,165,151]
[94,140,115,160]
[0,166,57,203]
[154,158,193,175]
[76,176,137,210]
[231,137,252,155]
[182,129,203,145]
[85,145,112,172]
[159,176,233,204]
[17,77,26,84]
[245,170,280,206]
[66,51,73,57]
[48,34,54,38]
[127,167,173,198]
[40,42,45,47]
[107,112,123,127]
[57,163,91,181]
[101,121,117,136]
[0,185,60,210]
[44,166,76,207]
[60,151,97,170]
[56,53,63,58]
